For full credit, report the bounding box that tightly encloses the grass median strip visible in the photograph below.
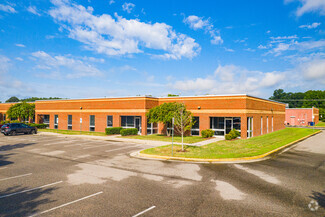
[122,134,209,144]
[316,121,325,127]
[39,129,106,136]
[141,128,320,159]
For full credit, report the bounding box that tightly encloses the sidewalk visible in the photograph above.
[37,131,222,147]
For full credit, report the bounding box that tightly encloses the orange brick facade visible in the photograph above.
[0,95,286,139]
[285,107,319,126]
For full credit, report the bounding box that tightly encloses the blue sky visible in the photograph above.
[0,0,324,102]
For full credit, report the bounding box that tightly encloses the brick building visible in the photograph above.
[285,107,319,126]
[0,94,286,139]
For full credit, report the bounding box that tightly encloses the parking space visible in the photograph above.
[0,132,324,216]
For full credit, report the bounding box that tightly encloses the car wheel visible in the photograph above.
[4,133,8,136]
[11,131,16,136]
[31,130,36,134]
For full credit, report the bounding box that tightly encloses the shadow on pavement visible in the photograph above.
[310,190,325,209]
[0,185,57,217]
[0,143,36,152]
[0,153,14,167]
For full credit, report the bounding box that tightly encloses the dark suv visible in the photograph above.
[1,123,37,136]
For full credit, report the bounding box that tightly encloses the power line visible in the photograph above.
[272,99,325,102]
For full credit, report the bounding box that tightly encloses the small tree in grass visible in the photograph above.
[7,102,35,122]
[173,103,193,151]
[147,102,180,136]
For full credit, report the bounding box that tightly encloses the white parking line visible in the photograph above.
[132,206,156,217]
[0,181,63,199]
[0,173,32,181]
[28,191,103,217]
[105,145,140,153]
[83,143,115,150]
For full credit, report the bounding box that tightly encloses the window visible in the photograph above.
[266,116,269,133]
[54,115,58,129]
[166,122,174,135]
[121,116,141,131]
[147,120,158,135]
[89,115,95,131]
[3,114,6,121]
[247,117,253,138]
[260,116,263,135]
[191,117,200,136]
[68,115,72,130]
[107,116,113,127]
[272,116,274,132]
[210,117,225,135]
[210,117,241,136]
[43,115,50,127]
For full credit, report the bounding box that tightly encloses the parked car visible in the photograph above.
[1,123,37,136]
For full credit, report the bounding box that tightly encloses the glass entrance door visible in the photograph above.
[225,118,232,134]
[135,117,141,134]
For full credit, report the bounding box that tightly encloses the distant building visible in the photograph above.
[285,107,319,126]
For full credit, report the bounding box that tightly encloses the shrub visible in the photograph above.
[120,128,138,136]
[27,123,48,129]
[105,127,123,135]
[225,134,232,140]
[225,129,241,140]
[201,129,214,138]
[10,120,21,123]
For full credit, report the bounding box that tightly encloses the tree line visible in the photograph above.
[269,89,325,121]
[3,96,62,103]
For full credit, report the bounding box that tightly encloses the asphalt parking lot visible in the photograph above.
[0,131,324,217]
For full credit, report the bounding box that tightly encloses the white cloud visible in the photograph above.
[122,2,135,13]
[299,22,321,29]
[31,51,104,79]
[286,0,325,16]
[0,55,10,74]
[173,64,286,95]
[300,59,325,83]
[0,4,16,13]
[15,57,24,61]
[15,43,25,48]
[258,45,267,49]
[224,48,234,52]
[265,38,325,56]
[244,48,255,52]
[27,6,41,16]
[266,30,271,34]
[183,15,223,45]
[183,15,210,30]
[109,0,115,5]
[49,0,200,60]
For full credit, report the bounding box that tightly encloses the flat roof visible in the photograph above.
[32,93,286,105]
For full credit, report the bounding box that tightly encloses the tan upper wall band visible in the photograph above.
[35,109,285,115]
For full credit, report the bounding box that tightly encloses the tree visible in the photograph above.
[21,97,62,102]
[173,103,193,151]
[7,102,35,122]
[147,102,180,136]
[5,96,20,103]
[167,94,179,97]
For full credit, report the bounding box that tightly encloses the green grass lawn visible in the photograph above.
[38,129,106,136]
[316,121,325,127]
[141,128,319,159]
[122,134,210,144]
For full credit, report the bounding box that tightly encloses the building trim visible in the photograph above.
[36,109,149,113]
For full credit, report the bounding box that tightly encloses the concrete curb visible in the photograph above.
[132,130,322,164]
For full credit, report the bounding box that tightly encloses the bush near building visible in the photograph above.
[120,128,138,136]
[27,123,48,129]
[201,129,214,138]
[105,127,123,135]
[225,129,241,140]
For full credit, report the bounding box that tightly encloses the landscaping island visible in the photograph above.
[140,128,320,159]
